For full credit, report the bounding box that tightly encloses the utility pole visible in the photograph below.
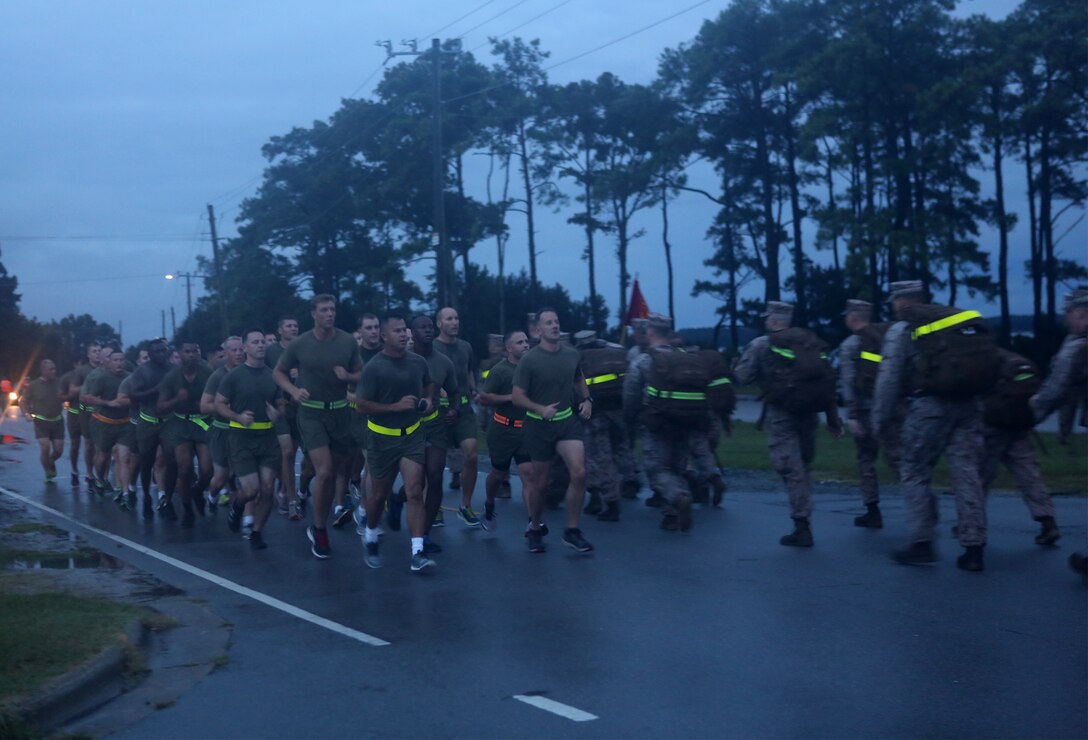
[377,37,456,308]
[207,204,228,337]
[161,310,166,339]
[170,307,176,337]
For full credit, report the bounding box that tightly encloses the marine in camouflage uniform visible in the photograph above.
[1029,288,1088,581]
[735,301,843,546]
[872,281,988,571]
[837,299,902,528]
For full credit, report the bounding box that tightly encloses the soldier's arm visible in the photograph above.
[838,335,860,419]
[1031,337,1084,422]
[732,337,766,387]
[870,324,909,436]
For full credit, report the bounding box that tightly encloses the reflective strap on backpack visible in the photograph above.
[1013,372,1035,382]
[771,347,795,359]
[708,377,732,387]
[911,310,982,340]
[646,386,707,401]
[860,351,882,363]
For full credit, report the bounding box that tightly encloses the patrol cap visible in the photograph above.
[572,330,597,345]
[646,312,673,333]
[842,299,873,316]
[888,280,926,299]
[761,301,794,321]
[1063,288,1088,311]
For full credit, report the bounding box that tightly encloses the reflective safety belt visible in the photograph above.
[859,351,882,363]
[421,409,439,423]
[708,377,732,387]
[66,404,81,415]
[229,420,273,430]
[1013,373,1035,382]
[646,386,707,401]
[139,411,163,424]
[525,407,573,421]
[492,412,524,428]
[300,399,349,410]
[771,346,795,359]
[911,310,982,340]
[93,413,130,425]
[212,420,230,430]
[174,413,210,431]
[367,419,420,436]
[585,373,622,386]
[439,395,471,407]
[31,414,63,422]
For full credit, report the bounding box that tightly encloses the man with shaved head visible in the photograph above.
[23,358,65,481]
[434,306,482,527]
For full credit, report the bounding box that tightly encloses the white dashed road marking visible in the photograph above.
[513,695,598,722]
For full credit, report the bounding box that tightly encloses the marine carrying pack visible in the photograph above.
[902,303,999,397]
[983,349,1040,430]
[761,328,836,414]
[644,347,711,428]
[853,322,892,397]
[698,349,736,415]
[579,347,628,411]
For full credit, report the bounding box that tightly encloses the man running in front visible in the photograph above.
[23,359,65,482]
[512,308,594,553]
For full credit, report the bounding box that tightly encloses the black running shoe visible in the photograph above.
[526,528,546,553]
[332,505,353,529]
[249,531,268,550]
[307,526,331,560]
[227,504,243,533]
[562,528,594,553]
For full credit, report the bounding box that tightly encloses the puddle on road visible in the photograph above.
[8,552,126,571]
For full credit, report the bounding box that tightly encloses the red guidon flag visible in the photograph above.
[625,278,650,326]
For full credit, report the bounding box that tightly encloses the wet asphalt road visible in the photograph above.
[0,416,1085,739]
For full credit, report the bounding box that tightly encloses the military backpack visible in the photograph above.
[983,349,1040,430]
[698,349,736,415]
[761,327,836,414]
[853,322,892,398]
[901,303,999,397]
[579,346,628,411]
[644,347,711,429]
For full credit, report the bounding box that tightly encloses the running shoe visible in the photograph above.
[432,509,445,528]
[70,472,79,486]
[562,528,594,553]
[332,505,353,529]
[45,470,57,483]
[295,494,309,518]
[524,520,549,538]
[288,500,303,521]
[307,526,331,560]
[526,528,546,553]
[363,541,382,569]
[480,502,497,531]
[353,506,367,536]
[458,506,481,527]
[217,491,231,506]
[242,522,253,539]
[348,481,362,508]
[422,535,442,554]
[249,531,268,550]
[410,552,436,572]
[156,492,168,511]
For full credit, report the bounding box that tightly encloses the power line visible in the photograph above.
[1,234,200,242]
[19,273,170,287]
[466,0,575,53]
[455,0,533,41]
[418,0,499,41]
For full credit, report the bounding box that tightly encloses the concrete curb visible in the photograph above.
[2,617,148,733]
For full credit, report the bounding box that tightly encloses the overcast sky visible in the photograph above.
[0,0,1060,347]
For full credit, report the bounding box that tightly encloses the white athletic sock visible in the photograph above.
[411,537,423,555]
[365,526,380,544]
[242,515,254,527]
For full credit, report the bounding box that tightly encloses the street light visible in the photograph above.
[165,271,209,318]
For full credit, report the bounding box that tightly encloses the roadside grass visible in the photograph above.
[718,421,1088,494]
[0,547,99,567]
[0,590,138,701]
[4,524,67,537]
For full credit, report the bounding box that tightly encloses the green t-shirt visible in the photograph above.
[278,329,361,403]
[513,344,582,411]
[218,364,280,424]
[85,370,128,420]
[419,348,458,414]
[24,378,63,418]
[159,365,213,417]
[204,366,230,425]
[434,337,475,401]
[360,343,383,365]
[357,351,431,430]
[128,361,172,417]
[265,341,288,370]
[483,359,523,421]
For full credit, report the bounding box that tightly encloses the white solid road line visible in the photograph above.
[0,485,390,648]
[513,695,599,722]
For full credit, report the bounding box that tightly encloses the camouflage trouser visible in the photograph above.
[643,427,696,515]
[853,405,902,506]
[766,406,816,520]
[613,416,639,489]
[900,396,986,547]
[981,425,1055,520]
[689,423,721,484]
[704,414,724,468]
[583,412,622,502]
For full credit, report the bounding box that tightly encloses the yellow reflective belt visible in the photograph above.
[139,411,163,424]
[175,413,209,431]
[911,310,982,340]
[860,351,883,363]
[525,407,574,421]
[646,386,707,401]
[439,395,471,407]
[66,406,81,415]
[367,419,420,437]
[585,373,622,386]
[31,414,63,422]
[1013,373,1035,382]
[212,420,230,430]
[481,370,490,379]
[708,377,732,387]
[421,409,439,423]
[771,346,796,359]
[229,420,273,430]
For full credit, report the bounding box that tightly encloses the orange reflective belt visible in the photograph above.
[492,412,524,429]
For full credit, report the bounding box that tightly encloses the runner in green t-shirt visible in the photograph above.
[22,359,65,481]
[273,295,362,560]
[81,349,131,496]
[157,341,213,526]
[126,339,175,518]
[356,315,435,573]
[216,329,284,551]
[478,331,533,531]
[201,336,244,517]
[67,342,102,486]
[512,308,595,554]
[266,316,305,517]
[342,312,383,528]
[434,307,481,525]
